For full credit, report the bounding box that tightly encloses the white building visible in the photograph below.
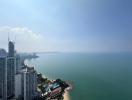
[15,74,22,99]
[15,66,38,100]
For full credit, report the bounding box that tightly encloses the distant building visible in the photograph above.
[8,41,15,57]
[0,49,7,57]
[15,66,38,100]
[0,49,7,100]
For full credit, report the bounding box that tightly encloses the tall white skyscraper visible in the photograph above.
[15,66,38,100]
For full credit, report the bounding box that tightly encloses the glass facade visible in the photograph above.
[0,57,7,99]
[7,57,15,98]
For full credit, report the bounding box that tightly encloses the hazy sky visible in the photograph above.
[0,0,131,52]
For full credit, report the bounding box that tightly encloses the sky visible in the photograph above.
[0,0,131,52]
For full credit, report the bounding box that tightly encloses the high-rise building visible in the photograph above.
[7,57,16,98]
[23,67,37,100]
[0,49,7,100]
[16,54,21,74]
[15,73,22,99]
[15,66,38,100]
[7,41,16,99]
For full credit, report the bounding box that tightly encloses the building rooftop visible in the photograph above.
[20,65,37,73]
[0,48,7,57]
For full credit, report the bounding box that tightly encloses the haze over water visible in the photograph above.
[0,0,132,99]
[26,52,132,100]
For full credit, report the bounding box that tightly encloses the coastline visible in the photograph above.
[64,91,70,100]
[25,57,72,100]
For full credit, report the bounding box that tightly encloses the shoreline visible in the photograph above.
[25,57,72,100]
[64,91,70,100]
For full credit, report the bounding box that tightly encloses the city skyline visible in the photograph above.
[0,40,38,100]
[0,0,132,53]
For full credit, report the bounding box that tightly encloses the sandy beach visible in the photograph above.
[64,91,70,100]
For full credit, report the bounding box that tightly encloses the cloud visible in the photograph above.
[0,26,43,52]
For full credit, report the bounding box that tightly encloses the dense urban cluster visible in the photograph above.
[0,40,70,100]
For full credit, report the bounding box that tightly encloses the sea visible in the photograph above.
[25,52,132,100]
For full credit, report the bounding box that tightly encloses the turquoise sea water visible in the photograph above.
[26,53,132,100]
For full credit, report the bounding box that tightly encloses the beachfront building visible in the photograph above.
[15,66,38,100]
[15,73,22,99]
